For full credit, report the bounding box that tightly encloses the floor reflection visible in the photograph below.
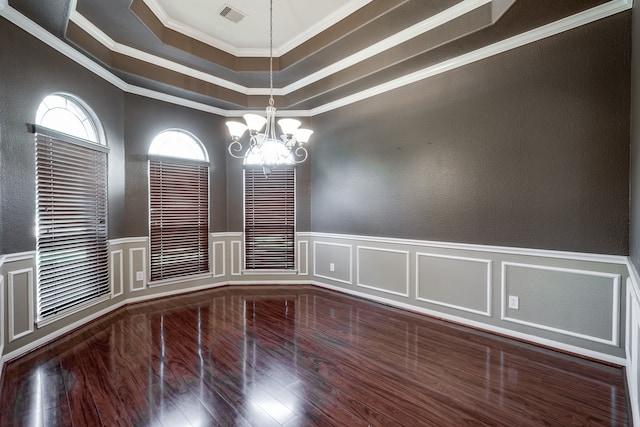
[0,286,629,426]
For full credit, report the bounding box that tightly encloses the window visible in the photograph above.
[244,167,295,270]
[149,130,209,281]
[148,129,207,161]
[35,94,100,143]
[34,94,109,322]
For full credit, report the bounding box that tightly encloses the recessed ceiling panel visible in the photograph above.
[147,0,373,55]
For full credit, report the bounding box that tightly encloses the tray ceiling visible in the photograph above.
[2,0,629,114]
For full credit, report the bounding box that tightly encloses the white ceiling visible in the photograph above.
[146,0,373,56]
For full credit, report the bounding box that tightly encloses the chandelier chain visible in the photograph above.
[224,0,312,174]
[269,0,274,106]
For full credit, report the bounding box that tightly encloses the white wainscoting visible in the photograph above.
[8,268,34,342]
[501,262,620,346]
[313,241,353,285]
[298,240,309,276]
[129,247,147,292]
[416,252,492,317]
[212,241,226,278]
[110,249,124,298]
[625,264,640,427]
[231,240,242,276]
[0,274,4,370]
[357,246,410,297]
[310,232,628,365]
[0,233,634,416]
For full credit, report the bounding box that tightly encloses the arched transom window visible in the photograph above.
[35,93,101,143]
[149,129,207,161]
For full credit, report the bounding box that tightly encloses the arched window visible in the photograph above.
[34,94,109,323]
[149,129,207,161]
[35,93,103,143]
[148,130,210,282]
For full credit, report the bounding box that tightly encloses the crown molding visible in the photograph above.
[69,11,255,95]
[284,0,492,93]
[310,0,633,115]
[0,5,127,91]
[276,0,374,56]
[70,0,491,97]
[0,0,631,118]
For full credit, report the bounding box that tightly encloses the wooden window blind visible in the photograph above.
[35,132,109,321]
[244,167,295,270]
[149,159,209,281]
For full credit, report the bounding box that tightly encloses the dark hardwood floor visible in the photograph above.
[0,285,629,426]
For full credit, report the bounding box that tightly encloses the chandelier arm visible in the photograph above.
[228,140,248,159]
[292,145,309,164]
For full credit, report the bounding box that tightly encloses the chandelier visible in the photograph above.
[225,0,313,175]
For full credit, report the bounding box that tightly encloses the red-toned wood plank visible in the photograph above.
[59,350,103,426]
[0,285,629,426]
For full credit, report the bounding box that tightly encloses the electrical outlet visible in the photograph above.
[508,295,519,310]
[329,263,335,272]
[136,271,144,281]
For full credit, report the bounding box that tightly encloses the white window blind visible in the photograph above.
[149,159,209,281]
[244,167,295,270]
[35,132,109,321]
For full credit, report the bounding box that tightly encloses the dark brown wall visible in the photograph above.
[0,18,126,254]
[311,13,630,255]
[122,94,228,236]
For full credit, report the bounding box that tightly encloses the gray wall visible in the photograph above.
[122,94,229,236]
[630,3,640,269]
[0,18,126,254]
[311,12,630,255]
[0,10,631,256]
[0,17,311,248]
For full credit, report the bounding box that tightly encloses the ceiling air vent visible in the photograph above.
[218,5,246,24]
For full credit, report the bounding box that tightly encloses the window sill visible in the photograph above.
[37,294,111,329]
[241,269,298,275]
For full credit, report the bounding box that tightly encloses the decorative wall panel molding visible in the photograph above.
[0,275,4,361]
[110,249,124,298]
[298,240,309,276]
[213,241,226,278]
[501,262,620,346]
[625,272,640,426]
[416,252,492,316]
[0,251,35,267]
[129,248,147,292]
[313,241,353,285]
[108,237,149,246]
[309,232,628,265]
[0,236,632,383]
[357,246,409,297]
[8,268,34,342]
[231,240,242,276]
